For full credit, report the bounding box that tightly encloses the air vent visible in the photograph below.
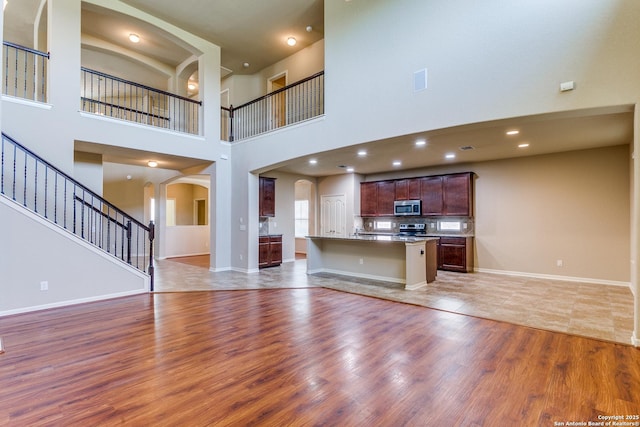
[459,145,475,151]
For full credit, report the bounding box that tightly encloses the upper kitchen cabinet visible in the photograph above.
[360,181,378,216]
[420,176,444,216]
[395,178,421,201]
[360,180,395,217]
[442,173,473,216]
[259,177,276,217]
[377,180,396,216]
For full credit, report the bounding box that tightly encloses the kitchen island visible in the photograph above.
[306,235,439,290]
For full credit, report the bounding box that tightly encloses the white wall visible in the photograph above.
[0,197,148,315]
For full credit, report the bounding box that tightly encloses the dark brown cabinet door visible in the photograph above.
[395,179,408,200]
[421,176,444,216]
[360,182,378,216]
[259,236,270,268]
[443,173,472,216]
[259,177,276,217]
[438,237,473,272]
[269,237,282,266]
[377,180,396,216]
[259,235,282,268]
[408,178,422,200]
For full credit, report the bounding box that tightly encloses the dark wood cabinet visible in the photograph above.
[420,176,444,216]
[395,178,421,201]
[443,173,472,216]
[360,172,473,217]
[377,181,396,216]
[360,181,378,217]
[438,237,473,272]
[259,177,276,217]
[259,234,282,268]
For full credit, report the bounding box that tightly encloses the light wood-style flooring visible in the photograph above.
[157,255,634,345]
[1,288,639,425]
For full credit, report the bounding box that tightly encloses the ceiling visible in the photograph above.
[3,2,635,179]
[4,0,324,77]
[272,106,635,177]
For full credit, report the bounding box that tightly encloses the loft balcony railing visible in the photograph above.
[2,41,49,103]
[80,67,202,135]
[0,133,155,289]
[222,71,324,142]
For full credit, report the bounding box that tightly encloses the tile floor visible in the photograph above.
[154,256,635,345]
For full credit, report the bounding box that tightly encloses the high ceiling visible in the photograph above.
[4,0,324,77]
[2,1,635,178]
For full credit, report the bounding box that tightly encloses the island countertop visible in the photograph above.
[306,235,440,243]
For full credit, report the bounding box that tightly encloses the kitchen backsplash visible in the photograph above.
[359,216,474,236]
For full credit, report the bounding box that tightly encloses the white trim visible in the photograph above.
[79,111,206,141]
[230,115,326,145]
[632,331,640,347]
[0,289,147,317]
[475,267,631,289]
[209,266,235,273]
[307,267,405,285]
[2,95,53,109]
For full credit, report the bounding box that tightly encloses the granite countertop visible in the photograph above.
[306,234,439,243]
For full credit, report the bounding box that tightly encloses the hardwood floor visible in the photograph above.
[0,289,639,425]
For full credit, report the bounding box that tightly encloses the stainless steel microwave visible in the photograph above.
[394,200,421,216]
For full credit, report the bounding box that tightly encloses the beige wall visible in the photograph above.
[473,145,630,283]
[366,144,630,283]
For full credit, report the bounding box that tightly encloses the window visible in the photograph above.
[295,200,309,237]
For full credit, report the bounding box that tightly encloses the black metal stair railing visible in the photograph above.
[80,67,202,135]
[2,41,49,103]
[222,71,324,142]
[0,133,155,290]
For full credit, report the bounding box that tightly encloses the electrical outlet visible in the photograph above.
[40,281,48,291]
[359,258,364,265]
[239,254,243,261]
[0,337,4,354]
[556,259,563,267]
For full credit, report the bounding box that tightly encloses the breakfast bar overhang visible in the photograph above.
[306,235,439,289]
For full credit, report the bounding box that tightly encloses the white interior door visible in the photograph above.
[321,194,346,237]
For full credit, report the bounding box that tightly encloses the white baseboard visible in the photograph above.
[632,331,640,347]
[475,267,631,289]
[0,289,148,317]
[307,267,405,285]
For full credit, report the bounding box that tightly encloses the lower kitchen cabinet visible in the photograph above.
[438,237,473,272]
[259,235,282,268]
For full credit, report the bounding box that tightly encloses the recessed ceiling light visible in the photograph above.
[309,159,317,165]
[188,83,196,90]
[518,143,530,148]
[415,139,427,147]
[357,150,367,156]
[306,26,313,32]
[287,37,297,46]
[243,62,250,68]
[459,145,475,151]
[506,130,519,135]
[346,167,355,173]
[129,33,140,43]
[147,160,158,168]
[445,153,456,159]
[392,160,402,166]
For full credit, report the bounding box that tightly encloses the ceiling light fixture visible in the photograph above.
[188,83,196,90]
[243,62,250,68]
[357,150,367,156]
[445,153,456,159]
[415,139,427,147]
[346,167,354,173]
[309,159,317,165]
[306,26,313,32]
[287,37,297,46]
[518,143,530,148]
[129,33,140,43]
[147,160,158,168]
[506,130,519,135]
[392,160,402,167]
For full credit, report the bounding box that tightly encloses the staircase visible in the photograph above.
[0,133,155,290]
